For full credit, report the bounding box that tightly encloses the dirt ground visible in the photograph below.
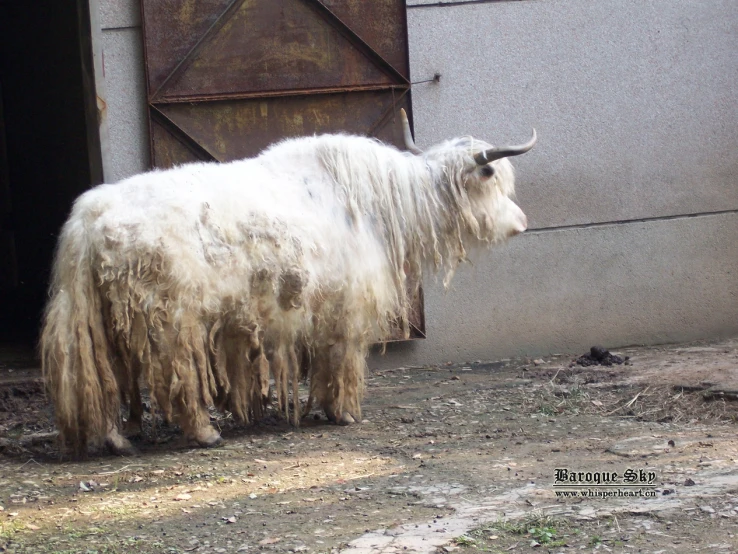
[1,338,737,554]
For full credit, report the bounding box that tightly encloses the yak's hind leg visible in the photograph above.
[299,345,315,419]
[103,356,137,456]
[122,311,149,439]
[103,350,136,456]
[103,373,137,456]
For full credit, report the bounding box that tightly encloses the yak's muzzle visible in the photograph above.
[504,198,528,237]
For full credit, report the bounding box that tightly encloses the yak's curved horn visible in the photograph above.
[473,129,537,165]
[400,108,423,155]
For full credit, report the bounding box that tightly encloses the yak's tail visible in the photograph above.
[40,217,120,456]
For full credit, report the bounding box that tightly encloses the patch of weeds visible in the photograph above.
[461,514,570,551]
[454,535,476,546]
[486,520,527,535]
[103,505,135,516]
[0,519,24,540]
[528,526,565,546]
[590,535,603,546]
[57,524,107,541]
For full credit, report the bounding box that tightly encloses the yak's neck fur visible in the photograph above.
[263,133,508,294]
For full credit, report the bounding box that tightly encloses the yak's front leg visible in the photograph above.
[174,390,223,448]
[123,360,144,438]
[315,341,360,425]
[178,402,223,447]
[105,425,136,456]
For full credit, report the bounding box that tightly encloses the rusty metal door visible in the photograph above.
[140,0,424,340]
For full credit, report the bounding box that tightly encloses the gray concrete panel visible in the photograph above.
[102,29,151,183]
[407,0,738,229]
[370,212,738,368]
[98,0,140,30]
[408,0,513,5]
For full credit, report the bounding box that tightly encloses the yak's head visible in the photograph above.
[400,109,536,244]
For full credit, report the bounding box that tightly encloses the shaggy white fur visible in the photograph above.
[41,128,532,456]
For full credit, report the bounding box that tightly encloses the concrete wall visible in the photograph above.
[96,0,149,183]
[375,0,738,367]
[92,0,738,367]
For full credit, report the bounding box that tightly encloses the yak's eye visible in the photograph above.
[480,165,495,178]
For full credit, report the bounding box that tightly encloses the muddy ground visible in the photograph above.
[1,339,737,554]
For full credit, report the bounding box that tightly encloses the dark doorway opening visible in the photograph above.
[0,0,102,347]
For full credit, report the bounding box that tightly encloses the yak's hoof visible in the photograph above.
[339,412,356,425]
[192,426,223,448]
[105,430,137,456]
[325,410,356,425]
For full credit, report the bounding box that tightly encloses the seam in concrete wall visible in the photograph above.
[102,26,140,32]
[530,209,738,234]
[409,0,531,9]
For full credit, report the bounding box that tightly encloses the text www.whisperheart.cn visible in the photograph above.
[554,488,658,499]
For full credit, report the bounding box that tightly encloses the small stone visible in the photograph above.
[700,505,715,513]
[533,359,545,366]
[684,478,696,486]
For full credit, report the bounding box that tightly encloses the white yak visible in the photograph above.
[41,110,536,456]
